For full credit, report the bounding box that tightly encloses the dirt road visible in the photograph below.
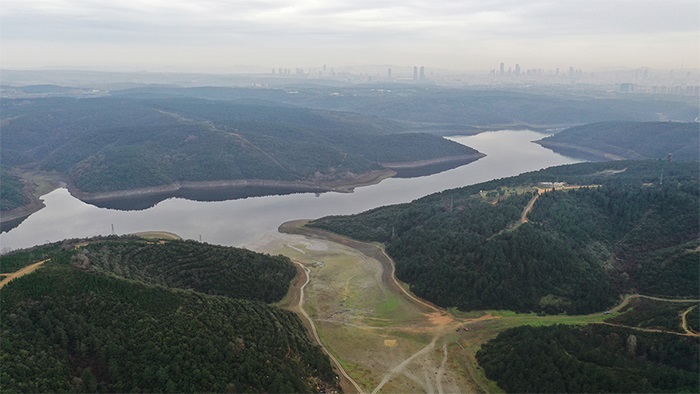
[272,221,697,393]
[0,259,49,289]
[371,335,439,394]
[274,222,487,393]
[681,306,698,336]
[609,294,700,313]
[290,260,365,394]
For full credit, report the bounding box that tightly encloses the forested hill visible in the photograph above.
[111,85,699,128]
[476,324,698,393]
[0,97,479,195]
[310,160,699,314]
[0,237,338,392]
[536,121,699,161]
[0,167,29,211]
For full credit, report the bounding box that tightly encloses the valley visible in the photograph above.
[252,220,698,393]
[2,125,697,393]
[0,96,481,223]
[3,2,700,393]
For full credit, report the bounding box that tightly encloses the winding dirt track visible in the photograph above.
[378,248,440,314]
[519,193,540,224]
[609,294,700,313]
[681,306,698,336]
[290,260,366,394]
[370,335,439,394]
[280,222,486,393]
[436,343,449,394]
[281,221,699,393]
[600,321,697,337]
[0,259,49,289]
[601,295,700,337]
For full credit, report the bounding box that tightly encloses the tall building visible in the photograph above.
[413,66,418,81]
[500,62,505,76]
[419,66,425,80]
[515,64,521,76]
[387,68,392,78]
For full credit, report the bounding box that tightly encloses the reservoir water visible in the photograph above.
[0,130,581,251]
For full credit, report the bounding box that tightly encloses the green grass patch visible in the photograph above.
[377,293,400,315]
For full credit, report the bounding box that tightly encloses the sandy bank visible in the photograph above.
[68,170,396,203]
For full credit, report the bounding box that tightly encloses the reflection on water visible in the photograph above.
[0,130,580,251]
[88,185,327,211]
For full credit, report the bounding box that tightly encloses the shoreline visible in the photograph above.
[1,151,485,225]
[278,219,441,314]
[68,169,397,203]
[380,152,485,169]
[534,140,626,161]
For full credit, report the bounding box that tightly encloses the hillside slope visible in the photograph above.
[536,121,699,161]
[476,324,698,393]
[310,161,699,314]
[112,85,700,128]
[0,97,480,196]
[0,237,337,392]
[0,167,29,211]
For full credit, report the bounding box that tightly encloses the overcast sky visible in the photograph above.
[1,0,698,73]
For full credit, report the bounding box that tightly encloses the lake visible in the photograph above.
[0,130,581,252]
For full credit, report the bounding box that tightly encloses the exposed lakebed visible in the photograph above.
[0,130,580,251]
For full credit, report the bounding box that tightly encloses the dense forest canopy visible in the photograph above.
[0,167,29,211]
[536,121,700,161]
[70,238,297,303]
[311,160,699,314]
[0,97,478,194]
[476,324,699,393]
[0,237,337,392]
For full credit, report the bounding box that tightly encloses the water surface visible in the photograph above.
[0,130,580,251]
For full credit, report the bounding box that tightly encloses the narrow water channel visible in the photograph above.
[0,130,581,251]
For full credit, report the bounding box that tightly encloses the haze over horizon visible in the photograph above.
[1,0,698,74]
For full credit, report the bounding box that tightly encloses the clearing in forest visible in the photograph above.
[252,221,632,393]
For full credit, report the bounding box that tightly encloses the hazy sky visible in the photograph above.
[1,0,698,73]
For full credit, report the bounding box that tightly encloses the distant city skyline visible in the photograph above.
[1,1,698,73]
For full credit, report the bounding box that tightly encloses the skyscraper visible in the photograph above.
[413,66,418,81]
[419,66,425,80]
[500,62,505,76]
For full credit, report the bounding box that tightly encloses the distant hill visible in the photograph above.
[0,237,337,392]
[0,97,480,198]
[310,160,699,314]
[111,85,700,128]
[536,121,699,161]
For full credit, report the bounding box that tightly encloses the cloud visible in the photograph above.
[1,0,698,70]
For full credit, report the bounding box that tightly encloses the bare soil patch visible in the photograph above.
[0,259,49,289]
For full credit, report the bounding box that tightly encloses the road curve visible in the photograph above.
[609,294,700,313]
[291,261,365,394]
[378,248,441,314]
[681,306,698,336]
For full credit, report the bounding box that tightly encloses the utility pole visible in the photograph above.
[111,224,114,235]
